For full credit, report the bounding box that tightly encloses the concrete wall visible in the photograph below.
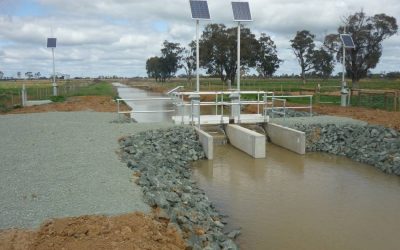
[195,127,213,160]
[225,124,266,158]
[265,123,305,155]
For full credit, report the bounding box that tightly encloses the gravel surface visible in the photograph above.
[271,115,368,127]
[0,111,173,229]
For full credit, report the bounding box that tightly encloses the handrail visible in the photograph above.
[117,97,172,101]
[167,86,184,95]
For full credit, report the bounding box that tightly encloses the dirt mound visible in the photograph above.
[0,212,186,250]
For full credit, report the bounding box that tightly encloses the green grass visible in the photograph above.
[0,80,117,109]
[70,82,116,97]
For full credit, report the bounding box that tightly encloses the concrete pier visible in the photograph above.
[264,123,305,155]
[195,127,214,160]
[225,124,266,158]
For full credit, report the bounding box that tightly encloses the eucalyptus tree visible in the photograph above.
[290,30,316,84]
[256,33,282,78]
[324,11,398,86]
[199,23,259,83]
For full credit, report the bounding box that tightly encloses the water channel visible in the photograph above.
[116,84,400,250]
[193,145,400,250]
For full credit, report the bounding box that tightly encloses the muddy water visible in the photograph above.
[193,144,400,250]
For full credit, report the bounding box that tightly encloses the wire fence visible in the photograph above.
[0,81,91,112]
[351,89,399,111]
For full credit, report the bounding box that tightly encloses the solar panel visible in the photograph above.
[231,1,252,21]
[189,0,210,20]
[47,38,57,48]
[340,34,355,49]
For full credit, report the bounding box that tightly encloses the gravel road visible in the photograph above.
[0,112,173,229]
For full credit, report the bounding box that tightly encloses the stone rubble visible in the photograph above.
[119,126,239,250]
[291,123,400,175]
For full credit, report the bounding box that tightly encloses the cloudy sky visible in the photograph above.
[0,0,399,78]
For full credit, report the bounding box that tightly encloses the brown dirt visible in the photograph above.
[1,96,131,114]
[0,212,186,250]
[313,105,400,130]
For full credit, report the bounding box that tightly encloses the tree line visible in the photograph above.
[146,11,397,84]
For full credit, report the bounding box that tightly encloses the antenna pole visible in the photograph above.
[196,19,200,92]
[52,47,57,96]
[237,21,241,91]
[342,27,346,85]
[341,26,348,107]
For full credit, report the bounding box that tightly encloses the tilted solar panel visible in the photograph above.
[231,1,252,21]
[47,38,57,48]
[189,0,210,20]
[340,34,355,48]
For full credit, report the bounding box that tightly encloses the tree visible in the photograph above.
[180,41,196,84]
[0,71,4,80]
[34,72,41,79]
[160,40,184,80]
[256,33,282,78]
[146,56,162,82]
[25,72,33,79]
[324,11,398,85]
[199,23,259,83]
[290,30,316,84]
[17,72,21,79]
[311,48,334,79]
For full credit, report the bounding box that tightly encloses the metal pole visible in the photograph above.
[196,20,200,93]
[52,48,57,96]
[237,22,241,91]
[341,26,348,107]
[342,40,345,85]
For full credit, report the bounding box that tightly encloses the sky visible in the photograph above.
[0,0,399,78]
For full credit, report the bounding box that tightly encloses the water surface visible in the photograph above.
[193,144,400,250]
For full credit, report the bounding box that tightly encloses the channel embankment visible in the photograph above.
[119,126,240,250]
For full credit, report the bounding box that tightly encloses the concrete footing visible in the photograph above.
[225,124,266,158]
[264,123,305,155]
[195,127,214,160]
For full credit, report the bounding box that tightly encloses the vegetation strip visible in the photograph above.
[119,127,239,249]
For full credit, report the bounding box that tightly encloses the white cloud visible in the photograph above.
[0,0,398,77]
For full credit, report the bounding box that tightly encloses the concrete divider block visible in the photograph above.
[225,124,266,158]
[265,123,305,155]
[195,127,213,160]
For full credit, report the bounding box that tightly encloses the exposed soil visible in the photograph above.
[313,105,400,130]
[1,96,130,114]
[0,212,186,250]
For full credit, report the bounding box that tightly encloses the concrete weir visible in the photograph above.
[225,124,266,158]
[195,122,306,159]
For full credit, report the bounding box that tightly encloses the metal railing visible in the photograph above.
[116,88,313,125]
[172,91,313,120]
[116,97,175,121]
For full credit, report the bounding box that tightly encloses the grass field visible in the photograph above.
[0,79,117,112]
[127,77,400,92]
